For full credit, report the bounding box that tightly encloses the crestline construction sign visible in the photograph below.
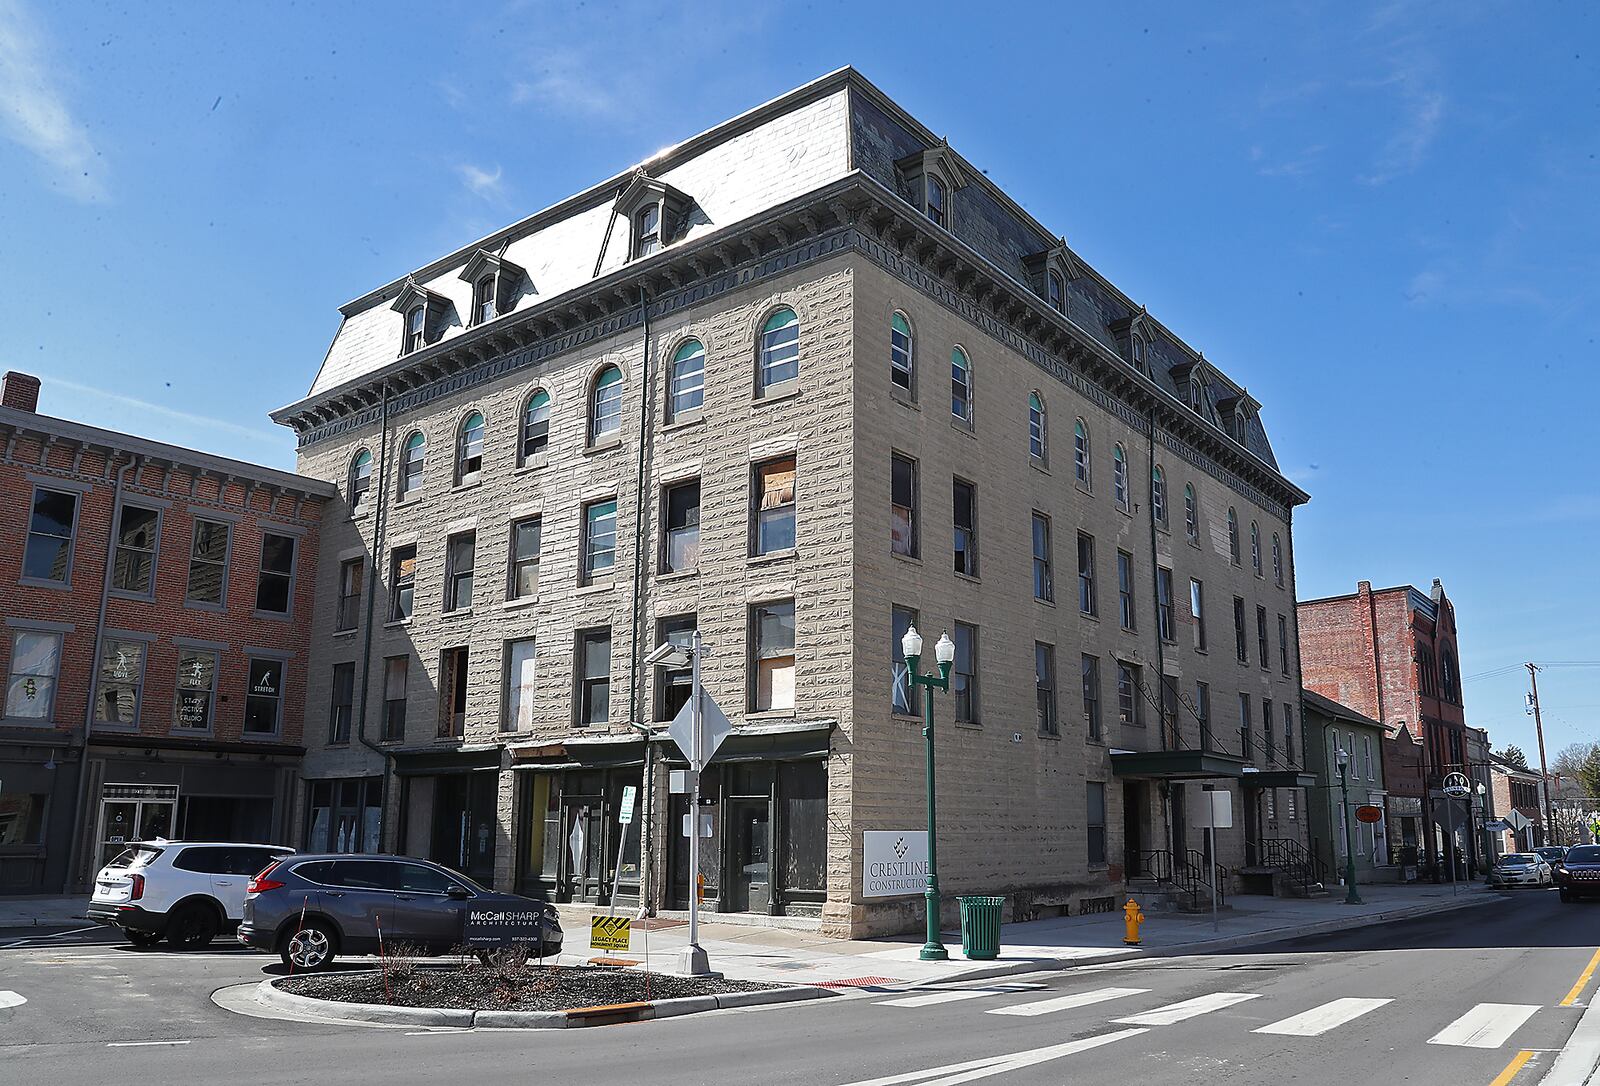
[590,915,632,952]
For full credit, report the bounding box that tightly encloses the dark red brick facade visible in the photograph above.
[0,375,332,892]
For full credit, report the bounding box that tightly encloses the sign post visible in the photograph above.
[663,630,730,976]
[607,785,637,918]
[1443,772,1471,896]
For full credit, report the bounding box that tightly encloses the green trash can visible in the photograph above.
[958,896,1006,960]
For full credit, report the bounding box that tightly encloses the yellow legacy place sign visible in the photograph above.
[590,915,632,952]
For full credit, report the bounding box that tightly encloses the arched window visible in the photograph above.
[1113,445,1129,509]
[1227,508,1240,564]
[1131,336,1147,374]
[1151,466,1167,526]
[404,305,425,354]
[520,390,551,462]
[1235,410,1249,442]
[1073,419,1090,485]
[348,449,372,514]
[456,412,485,486]
[669,340,705,421]
[1250,521,1261,575]
[951,346,972,422]
[1028,392,1046,461]
[758,307,800,392]
[398,432,425,499]
[634,204,661,258]
[590,366,623,443]
[1272,534,1284,587]
[925,174,947,228]
[1047,270,1065,314]
[1189,380,1204,414]
[890,312,913,392]
[473,275,496,325]
[1184,484,1198,542]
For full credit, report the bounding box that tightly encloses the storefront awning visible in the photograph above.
[392,746,503,776]
[1240,770,1319,789]
[1110,749,1250,780]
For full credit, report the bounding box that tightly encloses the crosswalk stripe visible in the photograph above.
[1253,997,1394,1036]
[1427,1003,1541,1049]
[988,987,1151,1018]
[1112,991,1260,1026]
[835,1028,1149,1086]
[876,983,1046,1008]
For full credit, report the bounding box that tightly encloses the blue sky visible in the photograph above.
[3,1,1596,762]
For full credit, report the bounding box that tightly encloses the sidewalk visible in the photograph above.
[0,895,88,929]
[556,881,1506,988]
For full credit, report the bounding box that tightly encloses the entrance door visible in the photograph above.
[561,796,606,902]
[97,785,177,869]
[726,800,771,913]
[1243,789,1261,866]
[1123,782,1144,876]
[1170,784,1188,859]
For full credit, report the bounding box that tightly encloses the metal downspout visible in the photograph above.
[352,382,394,847]
[627,285,658,912]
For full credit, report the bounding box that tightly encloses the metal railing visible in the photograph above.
[1259,837,1327,894]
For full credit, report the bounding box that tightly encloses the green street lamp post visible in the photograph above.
[1335,747,1363,906]
[901,625,956,961]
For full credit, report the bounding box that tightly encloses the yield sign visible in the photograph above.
[667,691,732,770]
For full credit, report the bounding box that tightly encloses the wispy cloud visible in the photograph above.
[1250,143,1327,179]
[510,57,622,118]
[1359,81,1445,185]
[0,0,104,200]
[37,373,284,448]
[456,162,506,200]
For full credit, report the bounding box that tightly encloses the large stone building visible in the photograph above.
[0,372,330,894]
[1298,578,1469,876]
[270,69,1312,936]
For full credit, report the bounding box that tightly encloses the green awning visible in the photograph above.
[1240,770,1319,789]
[1111,749,1250,780]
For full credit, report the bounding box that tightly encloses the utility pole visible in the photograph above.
[1527,663,1558,845]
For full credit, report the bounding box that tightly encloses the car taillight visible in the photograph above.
[129,874,145,901]
[247,861,284,894]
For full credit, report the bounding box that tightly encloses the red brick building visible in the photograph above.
[1297,579,1469,874]
[0,372,332,893]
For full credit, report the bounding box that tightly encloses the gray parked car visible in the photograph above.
[238,854,562,970]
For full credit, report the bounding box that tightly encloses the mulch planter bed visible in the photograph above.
[280,964,779,1012]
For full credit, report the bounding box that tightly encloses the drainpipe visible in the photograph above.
[62,453,139,893]
[351,381,395,848]
[627,285,658,913]
[1146,409,1173,858]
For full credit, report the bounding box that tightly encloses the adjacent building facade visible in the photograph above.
[270,68,1312,936]
[0,372,331,893]
[1298,579,1470,876]
[1301,689,1388,885]
[1487,754,1545,854]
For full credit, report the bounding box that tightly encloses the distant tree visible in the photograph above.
[1583,747,1600,801]
[1553,742,1600,778]
[1497,745,1529,769]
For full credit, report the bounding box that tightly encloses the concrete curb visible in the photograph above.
[255,975,832,1029]
[902,891,1508,986]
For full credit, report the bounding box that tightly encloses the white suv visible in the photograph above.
[88,840,293,948]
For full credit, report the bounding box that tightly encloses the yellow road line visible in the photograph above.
[1562,948,1600,1007]
[1489,1050,1533,1086]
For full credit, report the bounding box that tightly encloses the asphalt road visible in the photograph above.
[3,890,1597,1086]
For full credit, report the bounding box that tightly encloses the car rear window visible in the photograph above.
[172,847,232,873]
[109,845,163,869]
[1567,846,1600,863]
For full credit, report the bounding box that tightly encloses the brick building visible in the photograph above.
[271,68,1312,937]
[0,372,331,894]
[1298,579,1471,875]
[1487,754,1545,854]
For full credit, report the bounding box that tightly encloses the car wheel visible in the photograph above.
[167,903,221,949]
[126,930,163,948]
[282,921,338,972]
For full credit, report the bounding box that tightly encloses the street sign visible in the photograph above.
[618,785,637,825]
[668,692,732,769]
[590,915,631,952]
[1442,772,1471,799]
[1187,788,1233,829]
[1356,804,1383,824]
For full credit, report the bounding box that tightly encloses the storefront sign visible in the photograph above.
[462,905,549,949]
[1355,805,1383,824]
[863,831,928,898]
[590,915,631,952]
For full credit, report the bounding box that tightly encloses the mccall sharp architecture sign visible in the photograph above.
[863,831,928,898]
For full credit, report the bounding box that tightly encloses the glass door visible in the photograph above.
[97,784,178,868]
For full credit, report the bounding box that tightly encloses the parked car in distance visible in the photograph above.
[238,854,563,971]
[88,841,295,947]
[1558,844,1600,902]
[1489,852,1553,889]
[1536,846,1569,879]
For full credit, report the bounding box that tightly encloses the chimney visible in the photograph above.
[1,371,41,413]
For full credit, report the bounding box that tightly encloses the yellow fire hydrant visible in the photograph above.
[1123,898,1145,945]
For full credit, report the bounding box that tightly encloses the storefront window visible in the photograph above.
[305,777,382,853]
[0,790,46,845]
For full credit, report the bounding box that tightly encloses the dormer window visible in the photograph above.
[1047,270,1065,313]
[404,306,425,353]
[925,175,947,228]
[1024,239,1080,315]
[391,280,451,356]
[1131,337,1147,374]
[614,169,692,263]
[1234,411,1250,442]
[458,250,526,327]
[474,276,496,325]
[635,204,661,258]
[1189,379,1204,414]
